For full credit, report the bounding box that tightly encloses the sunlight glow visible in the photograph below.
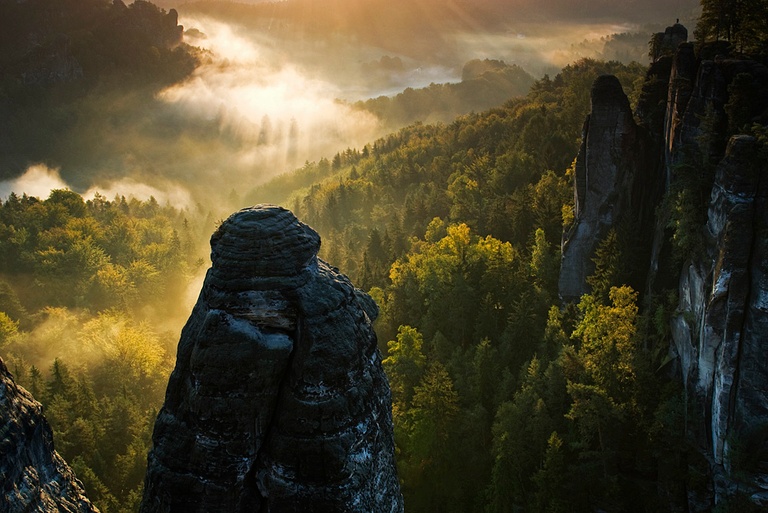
[0,165,69,199]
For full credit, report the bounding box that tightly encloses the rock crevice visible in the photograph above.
[559,24,768,508]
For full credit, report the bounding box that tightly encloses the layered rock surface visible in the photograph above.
[672,136,768,506]
[140,205,403,513]
[660,38,768,508]
[560,24,768,508]
[0,357,98,513]
[559,75,657,301]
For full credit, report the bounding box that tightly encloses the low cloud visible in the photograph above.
[0,164,69,200]
[83,178,194,210]
[160,16,384,189]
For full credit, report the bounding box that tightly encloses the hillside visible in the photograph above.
[244,19,768,512]
[0,0,200,181]
[2,1,768,512]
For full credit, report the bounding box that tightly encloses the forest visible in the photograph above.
[0,191,210,511]
[2,0,768,511]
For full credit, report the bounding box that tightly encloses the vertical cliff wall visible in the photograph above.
[140,205,403,513]
[673,136,768,505]
[0,357,99,513]
[560,24,768,509]
[658,36,768,508]
[559,75,658,302]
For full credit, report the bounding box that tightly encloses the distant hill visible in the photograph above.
[0,0,200,179]
[351,59,535,128]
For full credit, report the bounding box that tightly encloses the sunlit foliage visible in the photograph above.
[0,192,206,512]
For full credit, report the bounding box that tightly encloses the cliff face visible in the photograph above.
[0,357,99,513]
[141,206,403,513]
[559,75,658,301]
[673,135,768,505]
[560,25,768,509]
[660,38,768,508]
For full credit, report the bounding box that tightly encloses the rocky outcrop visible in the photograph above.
[141,205,403,513]
[658,39,768,510]
[115,2,183,49]
[650,23,688,62]
[560,24,768,508]
[0,357,99,513]
[559,75,657,302]
[672,135,768,507]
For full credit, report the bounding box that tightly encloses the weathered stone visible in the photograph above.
[672,136,768,505]
[0,357,99,513]
[663,42,696,185]
[650,23,688,62]
[559,75,657,301]
[562,27,768,509]
[141,205,403,513]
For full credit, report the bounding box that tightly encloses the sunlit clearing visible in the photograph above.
[0,164,69,199]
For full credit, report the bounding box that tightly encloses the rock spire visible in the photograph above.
[140,205,403,513]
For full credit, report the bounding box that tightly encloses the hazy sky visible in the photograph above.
[2,0,701,206]
[156,0,700,25]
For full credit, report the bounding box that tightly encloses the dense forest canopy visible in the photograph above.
[1,54,653,511]
[4,0,768,511]
[0,191,210,512]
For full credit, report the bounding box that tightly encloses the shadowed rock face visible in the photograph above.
[0,358,99,513]
[140,205,403,513]
[672,136,768,507]
[559,75,655,302]
[560,26,768,508]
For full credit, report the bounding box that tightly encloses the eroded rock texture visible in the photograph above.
[559,75,657,302]
[0,357,99,513]
[140,205,403,513]
[673,135,768,506]
[560,25,768,508]
[659,41,768,509]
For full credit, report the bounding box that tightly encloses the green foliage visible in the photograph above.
[250,60,645,289]
[0,0,201,176]
[8,314,171,513]
[383,325,427,412]
[354,60,535,129]
[247,57,668,512]
[0,190,204,312]
[663,100,727,266]
[586,230,623,301]
[0,191,205,512]
[0,312,19,347]
[725,72,764,134]
[695,0,768,54]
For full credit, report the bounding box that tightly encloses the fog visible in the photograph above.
[0,165,69,200]
[163,15,383,175]
[0,0,700,210]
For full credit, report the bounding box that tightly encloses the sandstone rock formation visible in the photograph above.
[649,22,688,62]
[672,135,768,506]
[0,357,99,513]
[140,205,403,513]
[656,39,768,509]
[560,24,768,509]
[559,75,656,302]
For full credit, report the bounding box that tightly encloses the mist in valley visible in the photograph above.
[0,0,700,212]
[0,1,718,510]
